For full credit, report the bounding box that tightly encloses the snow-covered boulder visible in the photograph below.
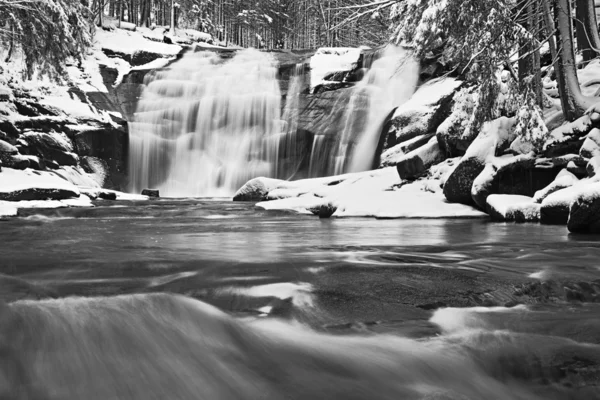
[543,114,594,157]
[579,128,600,159]
[533,169,579,203]
[386,78,462,147]
[309,47,363,91]
[233,177,285,201]
[586,155,600,178]
[486,194,541,222]
[0,168,80,201]
[380,133,434,167]
[567,183,600,233]
[539,183,591,224]
[395,136,444,180]
[443,117,516,205]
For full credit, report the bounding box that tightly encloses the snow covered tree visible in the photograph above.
[0,0,93,80]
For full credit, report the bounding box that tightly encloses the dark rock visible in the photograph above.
[316,203,337,218]
[586,156,600,178]
[0,154,30,170]
[471,156,562,209]
[0,187,78,201]
[142,189,160,198]
[0,119,20,139]
[380,133,435,167]
[395,137,445,180]
[0,139,17,154]
[567,184,600,233]
[98,191,117,200]
[444,158,485,205]
[0,86,12,102]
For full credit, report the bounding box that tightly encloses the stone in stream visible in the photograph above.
[486,194,540,222]
[233,177,283,202]
[141,189,160,198]
[567,183,600,233]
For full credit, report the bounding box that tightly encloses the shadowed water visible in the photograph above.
[1,200,600,399]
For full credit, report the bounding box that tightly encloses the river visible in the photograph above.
[1,199,599,399]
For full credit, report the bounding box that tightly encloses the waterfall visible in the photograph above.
[128,46,419,197]
[128,49,284,197]
[330,46,420,175]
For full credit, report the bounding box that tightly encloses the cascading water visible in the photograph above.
[329,46,420,175]
[128,49,284,197]
[128,45,420,197]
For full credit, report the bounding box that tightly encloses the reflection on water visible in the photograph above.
[1,199,600,399]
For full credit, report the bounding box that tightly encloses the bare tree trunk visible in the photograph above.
[170,0,175,34]
[553,0,596,120]
[575,0,600,62]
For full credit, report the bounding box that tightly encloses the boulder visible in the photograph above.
[0,168,80,201]
[1,154,30,170]
[395,137,445,180]
[586,155,600,178]
[543,114,593,157]
[540,185,583,224]
[141,189,160,198]
[567,183,600,233]
[486,194,541,222]
[380,133,434,167]
[533,169,579,203]
[386,78,462,146]
[233,177,283,201]
[579,128,600,159]
[21,130,79,166]
[443,117,516,205]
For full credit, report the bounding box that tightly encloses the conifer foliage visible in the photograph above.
[0,0,93,79]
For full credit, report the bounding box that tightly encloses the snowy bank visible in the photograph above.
[237,165,485,219]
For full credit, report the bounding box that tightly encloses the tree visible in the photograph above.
[0,0,93,80]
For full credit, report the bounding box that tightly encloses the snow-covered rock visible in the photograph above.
[543,114,593,157]
[0,168,80,201]
[245,167,485,219]
[567,182,600,233]
[395,136,444,180]
[579,128,600,159]
[386,77,462,147]
[539,182,593,224]
[443,117,516,205]
[309,47,363,91]
[233,177,285,201]
[533,169,579,203]
[486,194,540,222]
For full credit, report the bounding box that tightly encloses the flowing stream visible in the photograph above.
[2,201,600,399]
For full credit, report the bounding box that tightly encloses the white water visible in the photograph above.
[129,49,283,197]
[129,46,419,197]
[332,46,420,175]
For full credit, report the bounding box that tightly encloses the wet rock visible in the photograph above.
[567,183,600,233]
[141,189,160,198]
[443,117,516,205]
[98,191,117,200]
[395,137,445,180]
[315,202,337,218]
[234,177,283,201]
[486,194,540,222]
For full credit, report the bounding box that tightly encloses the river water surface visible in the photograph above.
[1,199,600,399]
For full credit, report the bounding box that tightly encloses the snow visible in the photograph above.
[486,194,540,221]
[95,28,182,57]
[0,168,80,197]
[254,167,485,219]
[533,169,579,203]
[0,196,93,210]
[52,166,102,188]
[309,47,363,90]
[0,204,18,217]
[404,77,462,109]
[131,58,173,71]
